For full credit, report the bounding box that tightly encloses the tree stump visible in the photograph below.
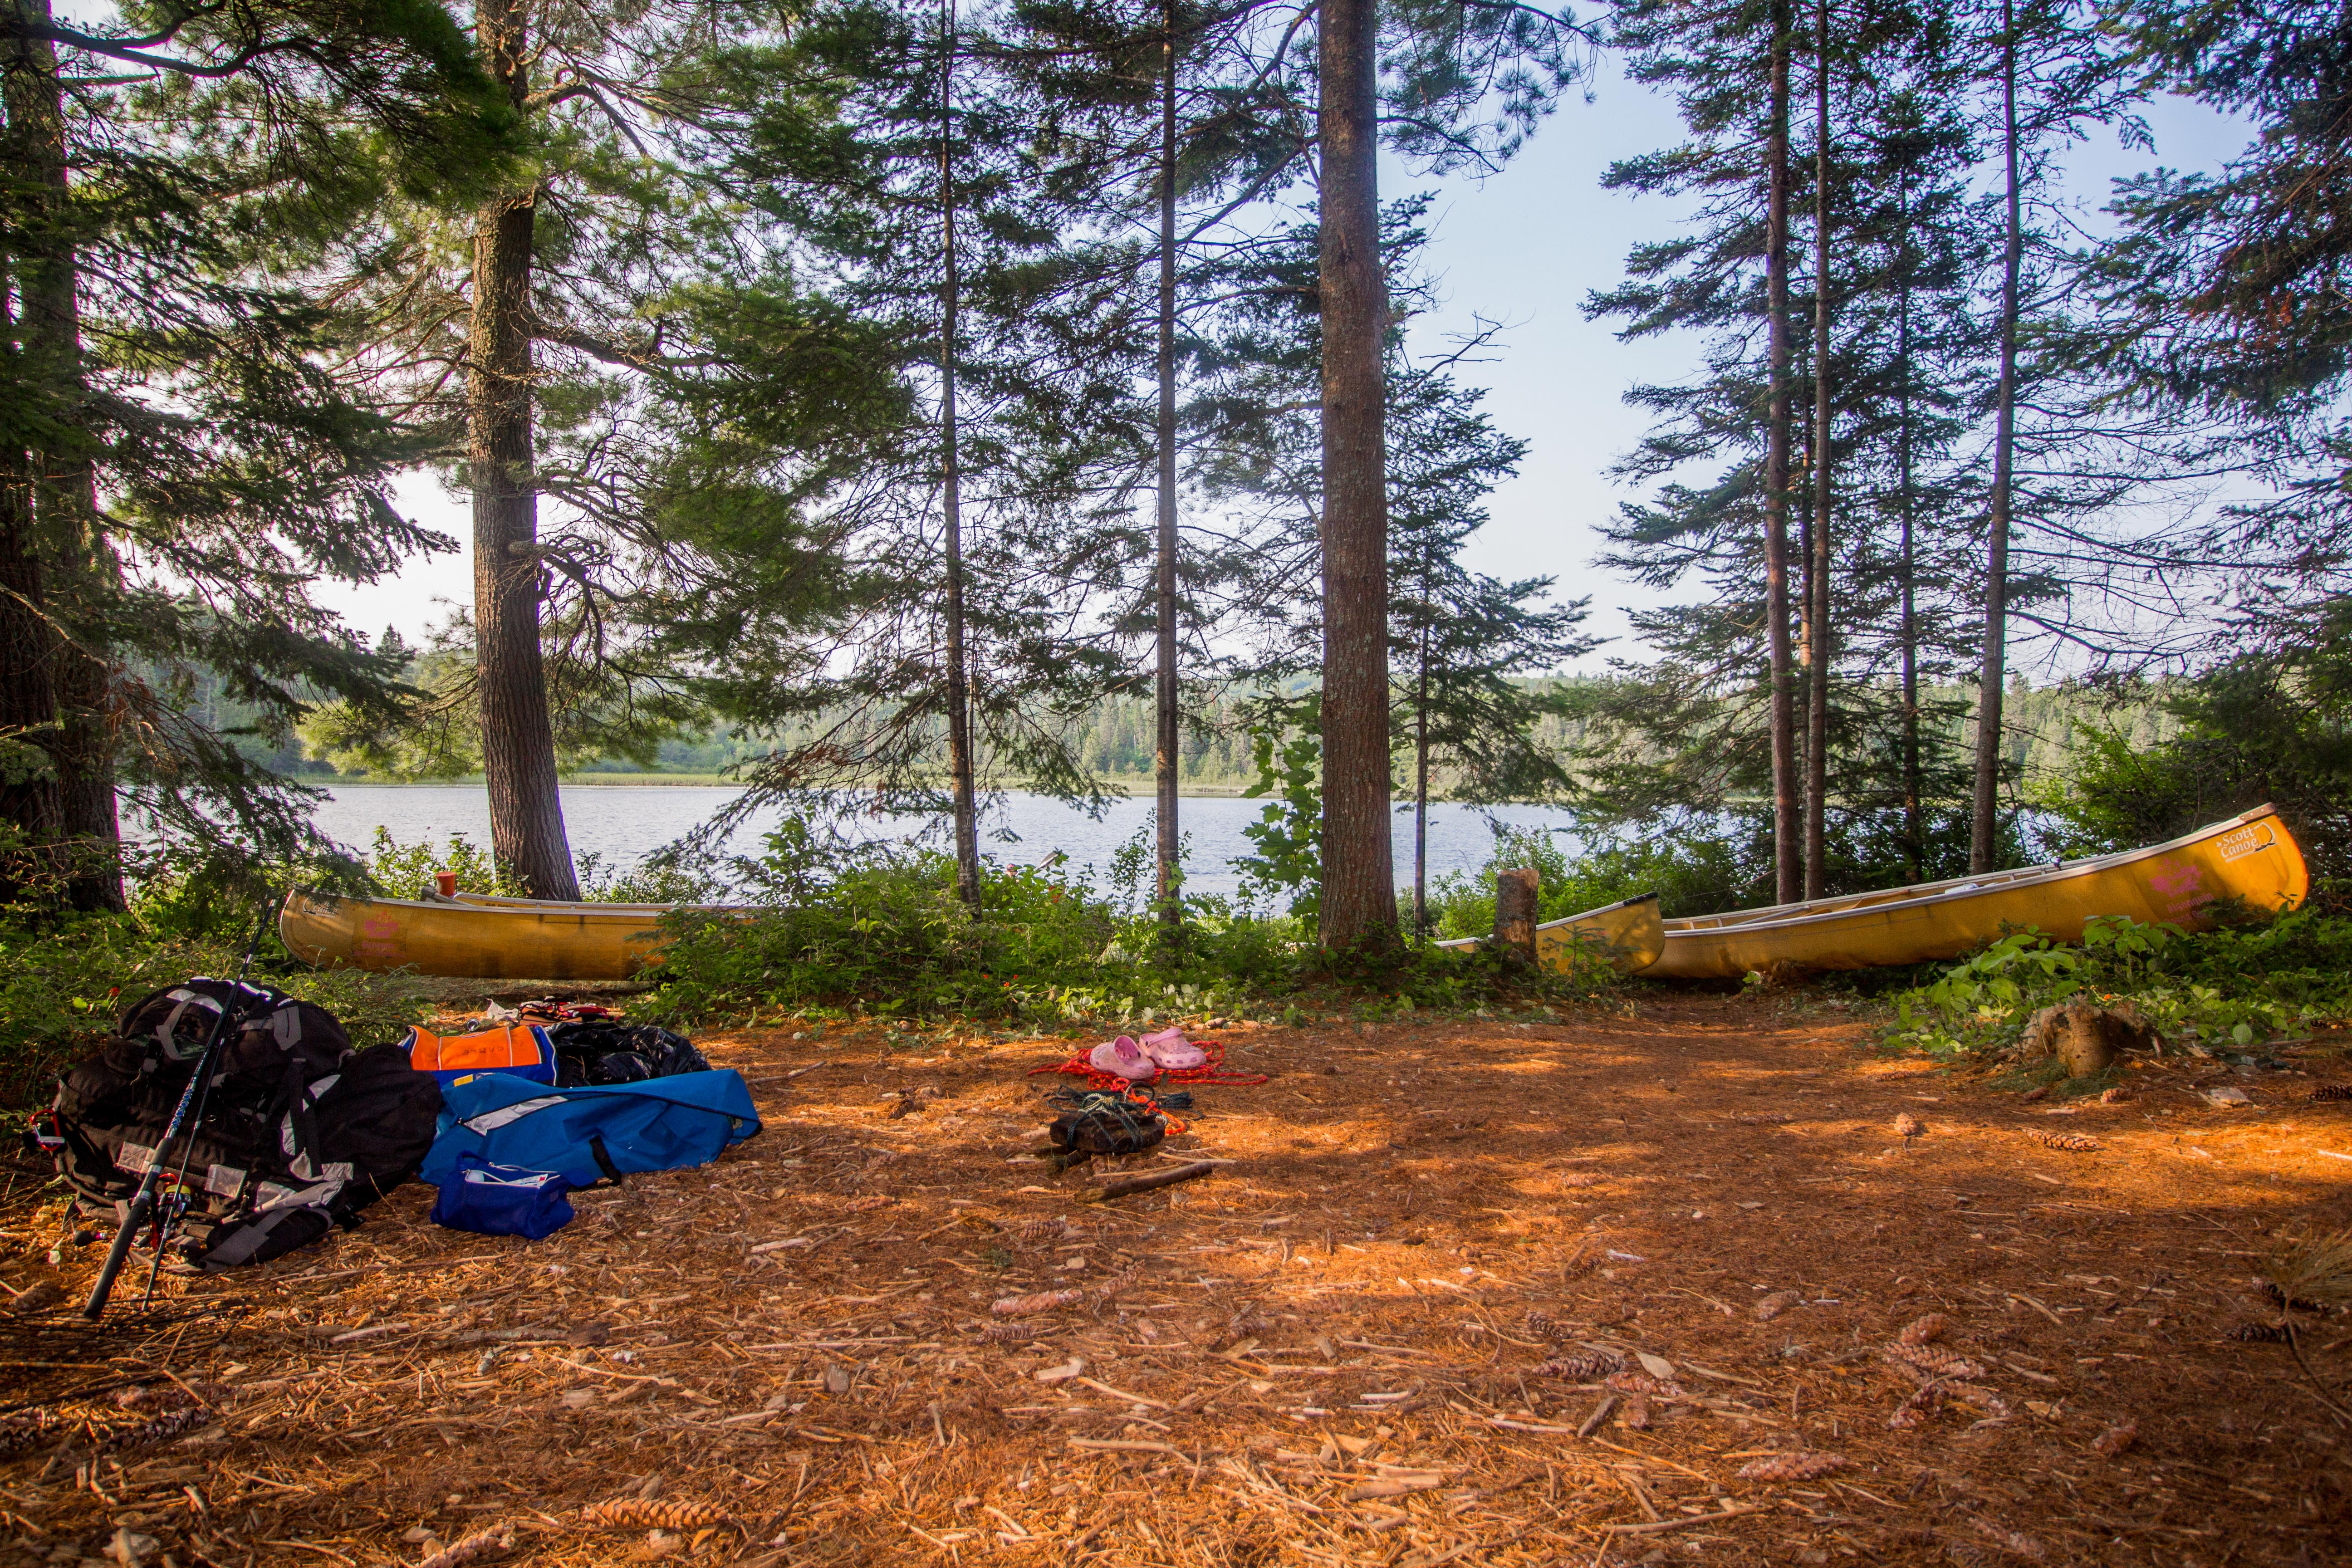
[2020,1002,2160,1077]
[1494,867,1539,963]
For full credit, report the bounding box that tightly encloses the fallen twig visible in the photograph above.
[1599,1504,1762,1534]
[1081,1160,1219,1204]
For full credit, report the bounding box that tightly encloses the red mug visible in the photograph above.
[435,872,459,897]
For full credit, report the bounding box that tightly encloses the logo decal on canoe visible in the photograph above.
[2218,822,2277,862]
[2148,858,2207,917]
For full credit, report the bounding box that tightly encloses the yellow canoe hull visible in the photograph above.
[1649,805,2310,981]
[1434,892,1666,975]
[279,889,682,981]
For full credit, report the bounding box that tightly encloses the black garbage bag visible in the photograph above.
[547,1020,710,1088]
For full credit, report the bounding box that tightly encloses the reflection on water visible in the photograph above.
[307,784,1588,902]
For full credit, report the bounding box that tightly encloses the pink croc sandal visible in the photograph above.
[1088,1035,1157,1080]
[1139,1025,1208,1070]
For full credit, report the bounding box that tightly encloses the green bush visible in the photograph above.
[1885,906,2352,1069]
[1424,817,1761,939]
[0,909,430,1110]
[637,837,1614,1032]
[2034,625,2352,896]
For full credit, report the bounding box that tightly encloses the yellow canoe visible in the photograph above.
[1433,892,1666,975]
[279,889,701,980]
[1648,804,2309,981]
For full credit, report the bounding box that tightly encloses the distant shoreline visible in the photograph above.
[316,774,1267,798]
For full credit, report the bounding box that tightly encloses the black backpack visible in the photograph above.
[1047,1093,1166,1157]
[51,980,442,1269]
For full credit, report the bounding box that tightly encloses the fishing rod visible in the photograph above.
[82,895,277,1323]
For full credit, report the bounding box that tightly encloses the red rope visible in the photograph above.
[1026,1039,1269,1138]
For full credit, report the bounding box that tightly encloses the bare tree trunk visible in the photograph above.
[7,0,121,910]
[1315,0,1395,948]
[1971,0,2020,875]
[1896,172,1923,885]
[1763,0,1801,907]
[1803,0,1832,901]
[1153,0,1181,938]
[1413,618,1431,936]
[940,0,980,907]
[469,0,578,900]
[0,456,63,903]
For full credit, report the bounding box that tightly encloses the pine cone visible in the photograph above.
[975,1322,1039,1343]
[1736,1451,1847,1481]
[416,1526,515,1568]
[2310,1084,2352,1102]
[2090,1419,2137,1457]
[86,1403,211,1454]
[1532,1350,1622,1381]
[992,1288,1083,1318]
[1084,1267,1141,1301]
[2259,1280,2326,1313]
[1605,1370,1686,1400]
[1018,1217,1071,1240]
[1893,1112,1924,1138]
[1882,1343,1982,1381]
[2098,1087,2130,1105]
[1897,1313,1951,1346]
[580,1498,727,1531]
[1942,1383,2009,1416]
[2231,1321,2290,1343]
[1887,1382,1943,1430]
[2029,1129,2099,1152]
[1754,1290,1799,1322]
[1524,1308,1561,1341]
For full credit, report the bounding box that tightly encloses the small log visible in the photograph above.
[1080,1160,1217,1204]
[1494,867,1539,961]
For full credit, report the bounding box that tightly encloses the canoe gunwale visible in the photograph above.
[288,889,716,925]
[1659,805,2292,941]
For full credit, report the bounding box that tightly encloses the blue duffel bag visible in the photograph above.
[420,1069,761,1191]
[431,1156,576,1239]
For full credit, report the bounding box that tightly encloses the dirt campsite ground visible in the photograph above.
[4,990,2350,1568]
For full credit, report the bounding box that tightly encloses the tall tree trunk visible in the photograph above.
[1413,584,1431,936]
[1153,0,1181,938]
[1971,0,2020,874]
[1896,172,1923,886]
[940,0,980,906]
[1803,0,1832,900]
[1315,0,1395,948]
[1762,0,1800,906]
[0,456,63,905]
[469,0,578,899]
[7,0,121,910]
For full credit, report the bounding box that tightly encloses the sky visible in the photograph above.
[317,54,2256,675]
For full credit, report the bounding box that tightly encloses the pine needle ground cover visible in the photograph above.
[5,992,2348,1565]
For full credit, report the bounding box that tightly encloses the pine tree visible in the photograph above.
[2104,2,2352,618]
[1250,0,1593,947]
[616,0,1156,867]
[1389,352,1595,932]
[0,0,503,904]
[996,0,1308,934]
[1584,0,2006,892]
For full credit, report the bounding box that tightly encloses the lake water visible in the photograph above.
[308,784,1585,901]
